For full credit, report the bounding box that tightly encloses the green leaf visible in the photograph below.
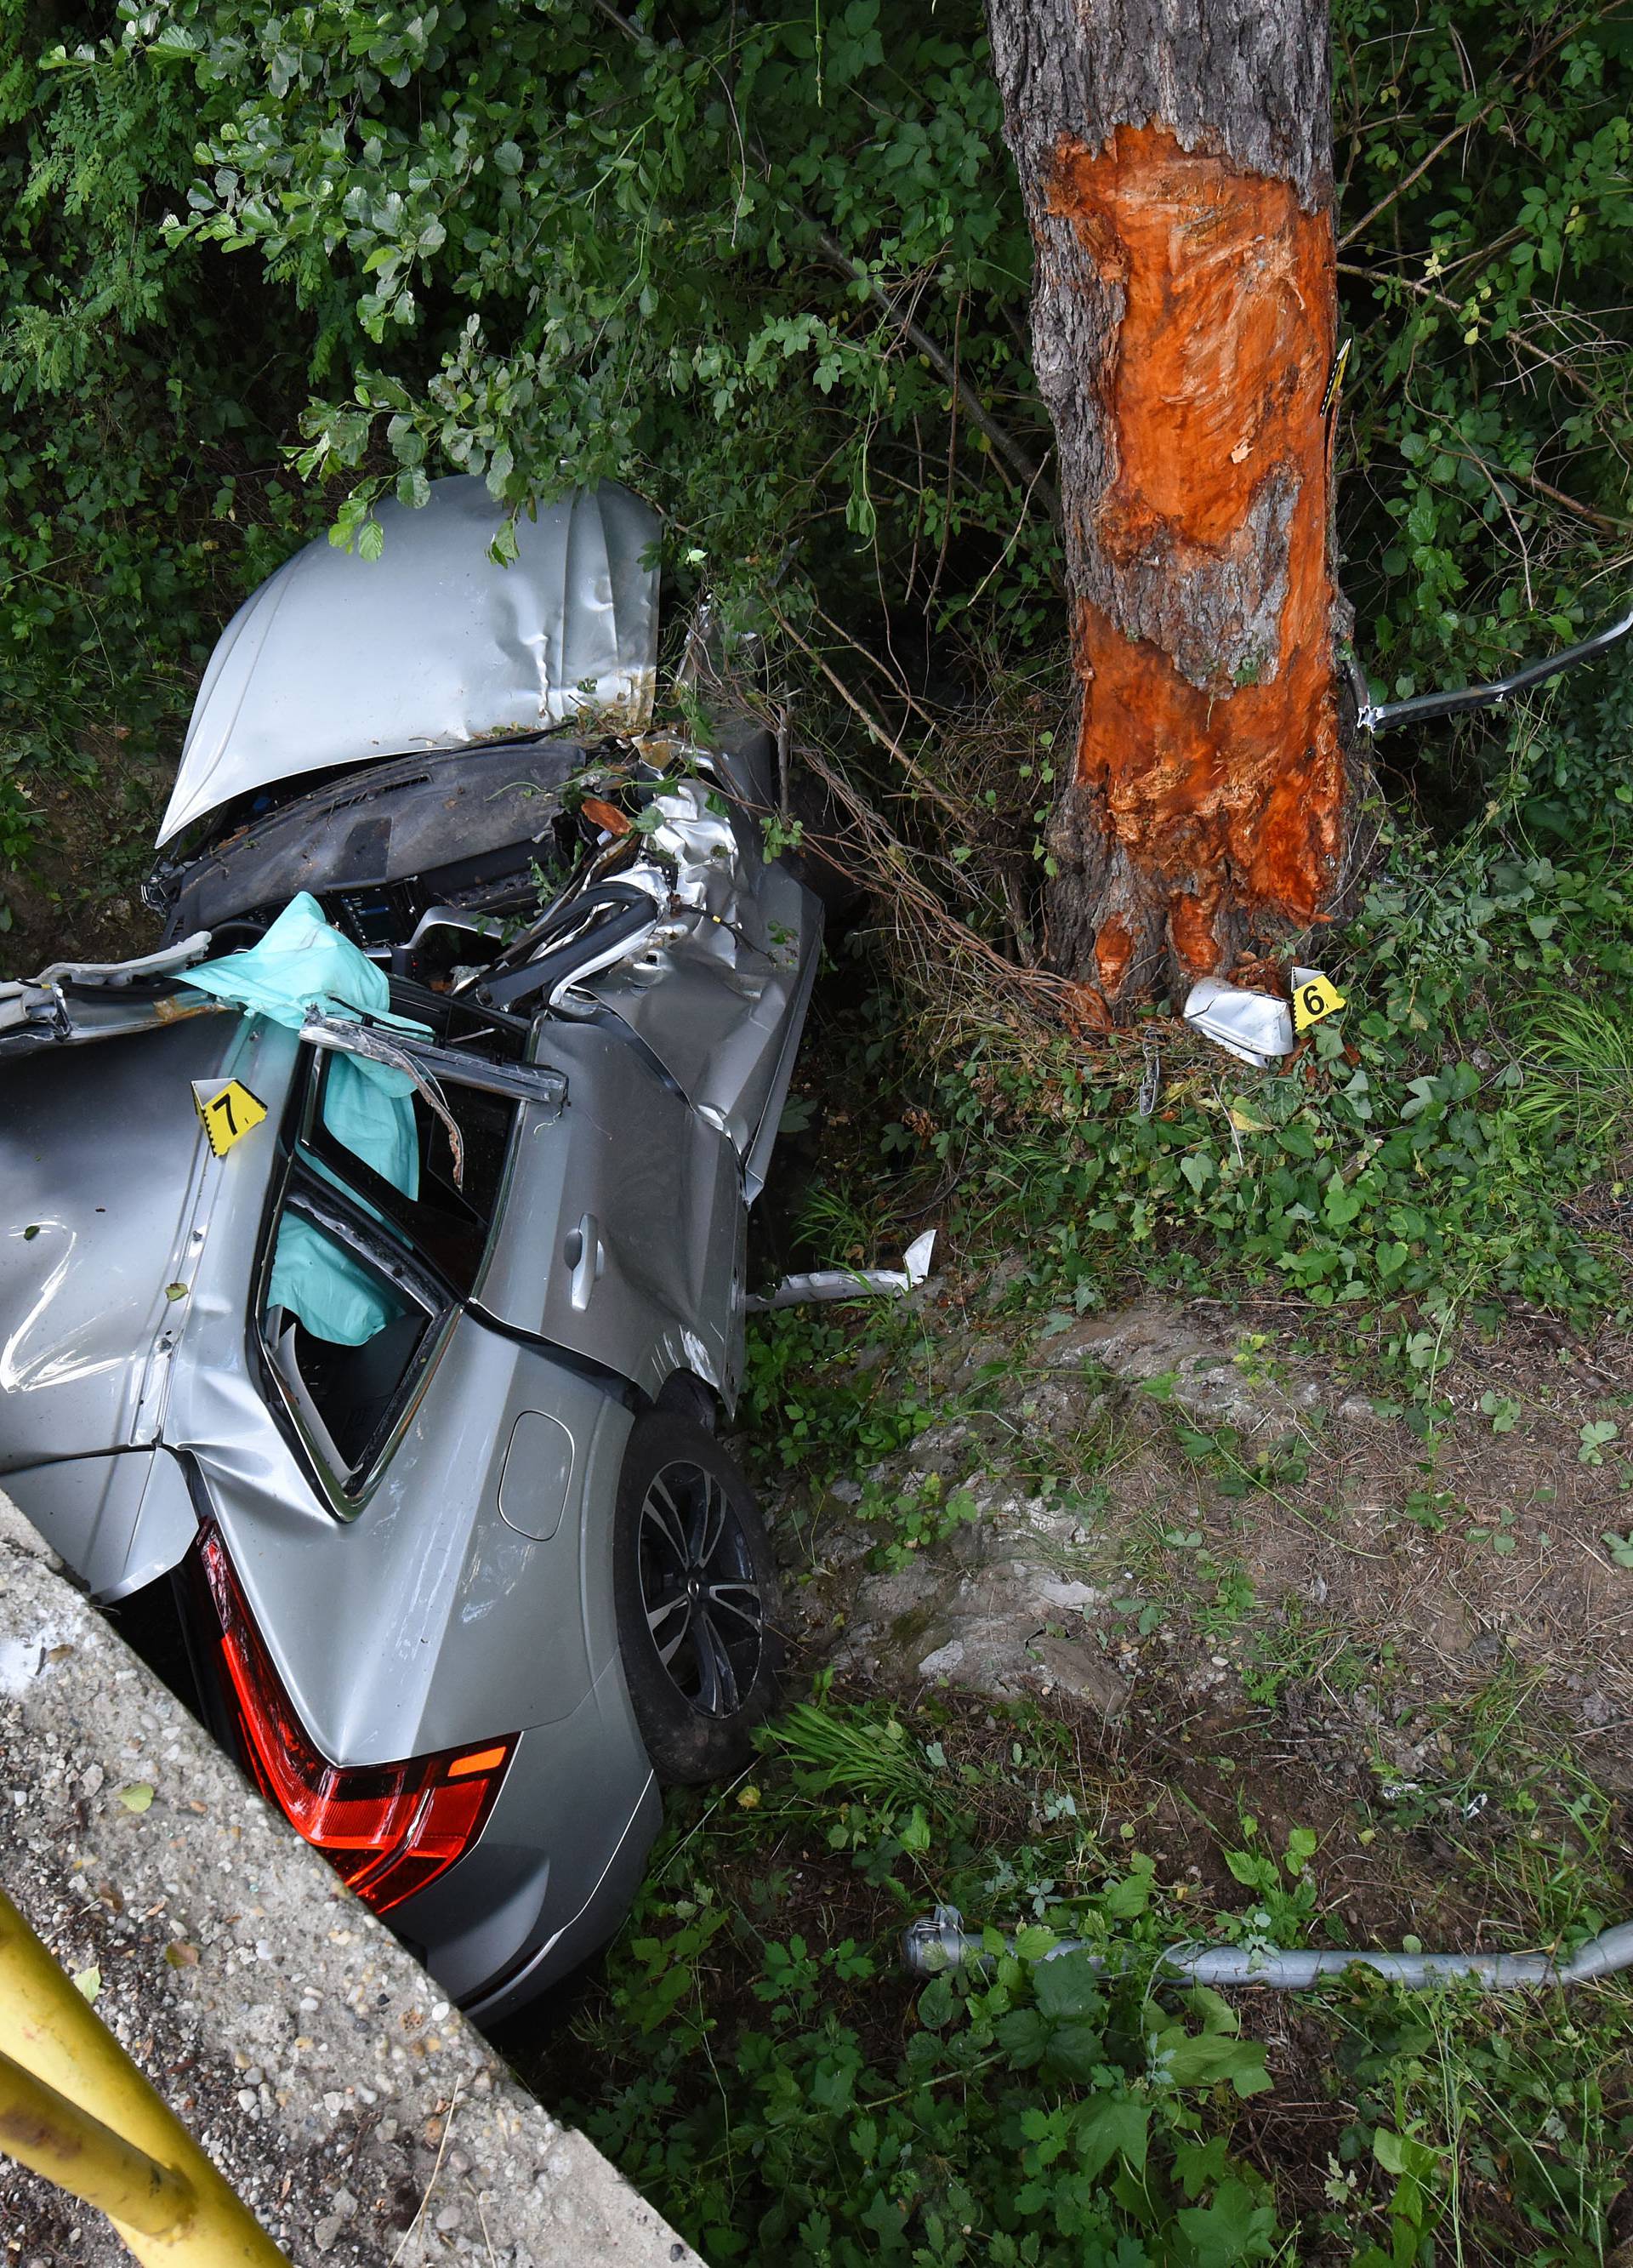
[1374,2125,1442,2185]
[1043,2020,1107,2083]
[1074,2094,1148,2182]
[916,1976,954,2031]
[1160,2031,1273,2098]
[1101,1869,1152,1918]
[1033,1949,1105,2021]
[1579,1420,1619,1464]
[993,2008,1047,2066]
[1174,2180,1278,2266]
[898,1803,931,1853]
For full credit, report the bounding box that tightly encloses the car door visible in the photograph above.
[470,1017,746,1406]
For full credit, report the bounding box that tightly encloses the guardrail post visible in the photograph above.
[0,1888,292,2265]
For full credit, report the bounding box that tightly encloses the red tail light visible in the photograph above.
[196,1526,515,1915]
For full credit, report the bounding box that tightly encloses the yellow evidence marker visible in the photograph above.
[190,1077,269,1158]
[1290,971,1346,1034]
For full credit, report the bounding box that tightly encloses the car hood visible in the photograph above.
[156,477,662,846]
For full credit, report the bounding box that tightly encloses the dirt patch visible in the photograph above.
[767,1276,1633,1948]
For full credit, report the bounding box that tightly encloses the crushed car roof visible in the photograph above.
[156,477,661,846]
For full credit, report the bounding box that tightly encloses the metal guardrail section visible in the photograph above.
[0,1888,291,2265]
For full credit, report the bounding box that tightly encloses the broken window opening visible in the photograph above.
[262,1200,440,1490]
[301,1051,516,1301]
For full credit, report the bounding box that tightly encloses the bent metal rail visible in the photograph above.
[0,1889,291,2265]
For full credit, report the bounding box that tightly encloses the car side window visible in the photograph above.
[260,1188,441,1492]
[258,1053,518,1499]
[301,1053,516,1299]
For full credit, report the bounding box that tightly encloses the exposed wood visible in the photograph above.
[988,0,1354,1004]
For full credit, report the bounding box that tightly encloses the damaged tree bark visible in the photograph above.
[987,0,1352,1006]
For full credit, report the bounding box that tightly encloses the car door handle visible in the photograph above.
[565,1212,606,1311]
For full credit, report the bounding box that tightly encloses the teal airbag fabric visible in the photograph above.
[187,893,426,1343]
[267,1216,403,1348]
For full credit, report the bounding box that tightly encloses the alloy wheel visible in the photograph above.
[637,1459,765,1717]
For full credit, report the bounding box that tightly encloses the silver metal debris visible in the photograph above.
[1181,978,1294,1069]
[1361,593,1633,733]
[1182,965,1342,1069]
[902,1903,1633,1993]
[31,933,214,989]
[748,1230,937,1312]
[1136,1039,1162,1118]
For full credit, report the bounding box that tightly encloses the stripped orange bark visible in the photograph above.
[988,0,1358,1006]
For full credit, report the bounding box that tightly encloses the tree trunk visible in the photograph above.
[987,0,1353,1007]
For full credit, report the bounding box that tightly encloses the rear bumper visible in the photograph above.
[390,1655,661,2018]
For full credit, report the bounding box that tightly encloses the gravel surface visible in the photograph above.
[0,1497,698,2268]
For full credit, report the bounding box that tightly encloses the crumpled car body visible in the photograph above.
[0,478,822,2019]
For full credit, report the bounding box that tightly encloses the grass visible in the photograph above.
[526,792,1633,2263]
[1509,994,1633,1154]
[518,1685,1633,2265]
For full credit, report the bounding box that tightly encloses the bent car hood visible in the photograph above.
[156,477,661,846]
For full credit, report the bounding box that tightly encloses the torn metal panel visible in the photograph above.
[0,937,217,1059]
[32,934,213,989]
[157,478,661,846]
[1181,976,1294,1069]
[748,1230,937,1311]
[298,1010,567,1116]
[566,772,821,1165]
[0,1014,255,1468]
[1,1449,197,1604]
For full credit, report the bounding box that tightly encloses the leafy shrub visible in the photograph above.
[554,1696,1633,2264]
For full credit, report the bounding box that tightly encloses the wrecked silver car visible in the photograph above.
[0,478,823,2020]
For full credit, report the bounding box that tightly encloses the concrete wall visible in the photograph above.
[0,1499,700,2267]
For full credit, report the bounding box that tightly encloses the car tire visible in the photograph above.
[613,1413,782,1785]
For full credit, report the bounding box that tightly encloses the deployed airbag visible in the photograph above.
[269,1217,405,1348]
[186,893,424,1342]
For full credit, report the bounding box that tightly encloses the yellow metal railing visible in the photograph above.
[0,1889,292,2265]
